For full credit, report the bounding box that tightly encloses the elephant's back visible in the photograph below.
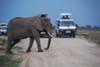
[8,17,27,25]
[7,16,43,32]
[7,17,32,33]
[8,16,40,27]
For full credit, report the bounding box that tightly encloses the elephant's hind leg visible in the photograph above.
[6,39,20,54]
[6,38,12,54]
[26,37,34,53]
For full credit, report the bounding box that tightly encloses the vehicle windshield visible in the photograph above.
[60,21,75,26]
[0,26,7,30]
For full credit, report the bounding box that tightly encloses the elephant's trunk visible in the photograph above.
[47,32,53,38]
[45,37,52,50]
[45,32,52,50]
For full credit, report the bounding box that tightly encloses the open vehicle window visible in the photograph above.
[60,21,75,26]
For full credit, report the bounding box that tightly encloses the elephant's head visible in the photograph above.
[40,16,52,50]
[31,15,53,50]
[41,17,52,37]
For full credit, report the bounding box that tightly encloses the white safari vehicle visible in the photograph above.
[55,13,77,38]
[0,23,7,35]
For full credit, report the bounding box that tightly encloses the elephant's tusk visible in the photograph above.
[47,32,53,38]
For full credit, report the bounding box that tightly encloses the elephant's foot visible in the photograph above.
[44,48,49,50]
[6,51,13,54]
[26,50,31,53]
[38,49,43,52]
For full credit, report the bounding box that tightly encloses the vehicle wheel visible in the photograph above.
[72,33,76,38]
[0,33,1,35]
[56,33,58,37]
[69,34,72,38]
[1,32,3,35]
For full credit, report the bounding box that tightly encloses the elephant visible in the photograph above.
[6,15,52,54]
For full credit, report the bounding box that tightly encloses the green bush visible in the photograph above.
[0,55,21,67]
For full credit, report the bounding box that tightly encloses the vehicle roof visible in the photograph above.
[60,13,72,16]
[0,23,8,26]
[59,19,74,21]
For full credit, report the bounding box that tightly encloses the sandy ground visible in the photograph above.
[15,37,100,67]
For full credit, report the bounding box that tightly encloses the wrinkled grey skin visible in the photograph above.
[6,16,52,54]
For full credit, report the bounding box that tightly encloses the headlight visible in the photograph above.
[69,26,76,29]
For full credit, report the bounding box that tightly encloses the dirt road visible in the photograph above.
[18,37,100,67]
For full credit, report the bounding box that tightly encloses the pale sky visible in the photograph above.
[0,0,100,26]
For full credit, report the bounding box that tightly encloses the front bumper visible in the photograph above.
[57,29,76,35]
[40,31,48,37]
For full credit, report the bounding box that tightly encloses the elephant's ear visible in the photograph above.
[42,18,51,26]
[31,16,43,31]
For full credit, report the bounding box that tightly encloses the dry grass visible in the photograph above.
[77,29,100,45]
[88,32,100,44]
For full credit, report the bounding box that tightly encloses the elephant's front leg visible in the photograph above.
[32,28,43,52]
[35,34,43,52]
[26,37,34,53]
[45,37,52,50]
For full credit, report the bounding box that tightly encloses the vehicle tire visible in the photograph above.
[56,31,60,37]
[0,33,1,35]
[56,33,58,37]
[1,32,3,35]
[72,33,76,38]
[56,34,60,37]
